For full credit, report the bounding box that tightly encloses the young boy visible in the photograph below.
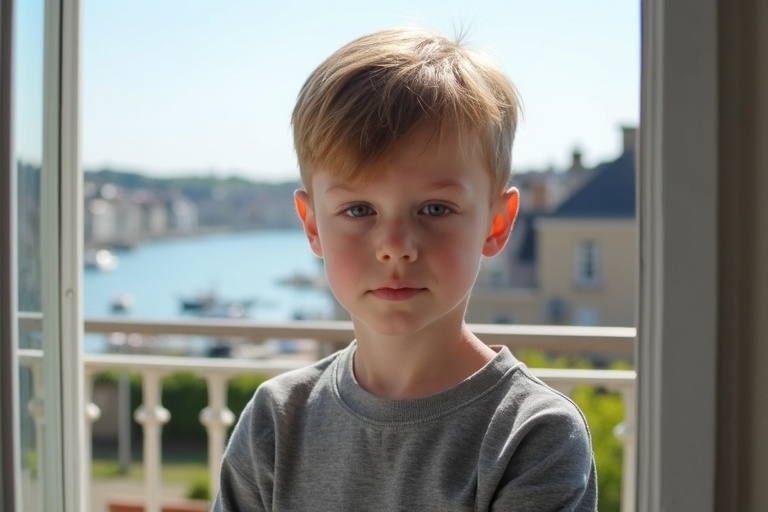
[214,26,597,511]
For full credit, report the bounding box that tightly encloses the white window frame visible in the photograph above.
[1,0,85,510]
[1,0,719,510]
[637,0,718,510]
[56,0,86,509]
[41,0,86,509]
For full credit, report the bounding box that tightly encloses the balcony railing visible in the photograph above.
[18,315,636,512]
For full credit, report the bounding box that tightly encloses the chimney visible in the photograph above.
[570,148,584,171]
[622,126,637,154]
[531,180,549,210]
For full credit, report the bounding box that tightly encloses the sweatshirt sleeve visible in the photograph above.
[490,398,598,512]
[212,390,275,512]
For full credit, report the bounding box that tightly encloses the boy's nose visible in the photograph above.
[375,221,418,263]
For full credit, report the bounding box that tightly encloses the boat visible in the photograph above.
[198,302,248,319]
[276,272,324,289]
[179,289,256,316]
[84,248,119,271]
[110,293,134,312]
[179,290,218,311]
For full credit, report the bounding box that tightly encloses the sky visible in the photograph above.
[17,0,640,182]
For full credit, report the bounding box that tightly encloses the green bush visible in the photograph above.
[571,385,624,512]
[186,477,211,501]
[159,372,209,442]
[24,449,38,478]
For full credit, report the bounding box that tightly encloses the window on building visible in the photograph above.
[575,240,601,288]
[574,306,600,326]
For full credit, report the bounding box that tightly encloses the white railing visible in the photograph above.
[18,316,636,512]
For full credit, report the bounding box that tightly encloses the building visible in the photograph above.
[468,127,637,327]
[83,183,199,247]
[536,127,637,327]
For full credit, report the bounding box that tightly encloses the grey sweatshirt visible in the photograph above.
[213,343,597,511]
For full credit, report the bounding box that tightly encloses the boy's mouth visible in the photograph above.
[370,287,424,301]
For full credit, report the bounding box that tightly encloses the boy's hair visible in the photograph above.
[291,26,521,194]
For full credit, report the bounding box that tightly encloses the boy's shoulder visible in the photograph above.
[508,365,590,433]
[491,353,590,429]
[250,343,348,409]
[503,359,583,411]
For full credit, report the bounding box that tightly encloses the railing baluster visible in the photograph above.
[614,386,636,512]
[133,369,170,512]
[83,368,101,512]
[200,373,236,498]
[25,359,45,505]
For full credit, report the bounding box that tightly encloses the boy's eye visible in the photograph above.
[343,204,374,218]
[420,203,453,216]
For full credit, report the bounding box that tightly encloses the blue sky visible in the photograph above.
[20,0,639,181]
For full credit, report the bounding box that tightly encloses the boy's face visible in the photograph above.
[295,126,518,339]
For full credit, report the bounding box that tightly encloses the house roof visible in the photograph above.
[548,151,636,218]
[506,151,636,269]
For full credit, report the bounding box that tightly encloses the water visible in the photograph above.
[84,229,333,353]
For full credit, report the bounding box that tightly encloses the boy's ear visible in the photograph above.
[482,187,519,257]
[294,189,323,257]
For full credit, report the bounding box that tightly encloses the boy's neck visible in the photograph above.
[351,322,497,400]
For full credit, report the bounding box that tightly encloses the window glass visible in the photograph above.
[81,0,639,332]
[575,240,602,287]
[14,0,52,509]
[81,3,639,510]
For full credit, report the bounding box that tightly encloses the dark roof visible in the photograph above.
[549,151,636,218]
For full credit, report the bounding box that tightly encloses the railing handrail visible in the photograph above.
[18,348,637,385]
[18,312,636,356]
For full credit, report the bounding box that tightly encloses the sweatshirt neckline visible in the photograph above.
[332,341,521,425]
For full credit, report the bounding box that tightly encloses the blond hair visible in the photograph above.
[292,26,521,193]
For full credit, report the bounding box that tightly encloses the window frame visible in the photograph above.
[56,0,86,508]
[1,0,20,509]
[1,0,721,510]
[1,0,85,510]
[636,0,718,510]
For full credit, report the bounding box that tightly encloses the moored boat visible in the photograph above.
[85,248,119,271]
[110,293,134,312]
[179,289,256,317]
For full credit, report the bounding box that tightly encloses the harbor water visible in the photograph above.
[84,229,333,353]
